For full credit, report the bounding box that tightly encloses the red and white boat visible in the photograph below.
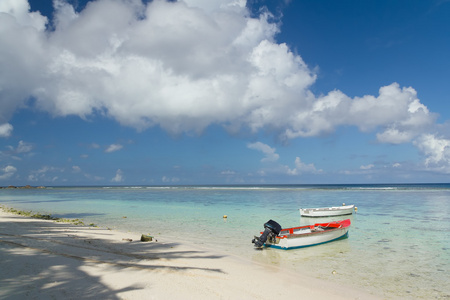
[252,219,351,250]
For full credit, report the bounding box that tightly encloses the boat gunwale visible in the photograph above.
[300,212,353,217]
[278,226,346,239]
[300,204,355,211]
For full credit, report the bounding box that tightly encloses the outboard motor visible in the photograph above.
[252,220,282,249]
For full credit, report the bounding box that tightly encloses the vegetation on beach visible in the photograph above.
[0,205,95,226]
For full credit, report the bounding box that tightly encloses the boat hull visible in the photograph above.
[263,219,351,250]
[300,205,355,217]
[267,229,349,250]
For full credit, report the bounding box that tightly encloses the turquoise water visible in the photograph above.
[1,184,449,299]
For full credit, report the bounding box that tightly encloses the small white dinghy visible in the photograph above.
[300,204,355,217]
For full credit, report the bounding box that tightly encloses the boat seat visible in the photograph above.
[293,228,312,234]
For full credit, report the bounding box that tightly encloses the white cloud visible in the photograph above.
[162,176,180,183]
[183,0,246,14]
[16,140,33,153]
[5,140,34,155]
[284,83,436,142]
[105,144,123,153]
[0,0,49,124]
[360,164,374,170]
[414,134,450,173]
[286,157,322,175]
[0,0,47,30]
[35,166,51,174]
[0,165,17,179]
[111,169,124,182]
[247,142,279,162]
[72,165,81,173]
[0,123,13,137]
[0,0,443,170]
[27,166,64,182]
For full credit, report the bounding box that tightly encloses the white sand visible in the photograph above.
[0,209,381,299]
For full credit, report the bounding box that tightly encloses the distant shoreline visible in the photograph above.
[2,183,449,191]
[1,183,449,188]
[0,185,46,189]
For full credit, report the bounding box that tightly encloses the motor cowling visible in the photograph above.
[252,220,282,249]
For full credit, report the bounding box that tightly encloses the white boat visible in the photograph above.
[300,204,355,217]
[252,219,351,250]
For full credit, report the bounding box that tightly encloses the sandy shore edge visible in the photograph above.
[0,208,381,299]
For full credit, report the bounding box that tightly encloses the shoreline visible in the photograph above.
[0,207,382,299]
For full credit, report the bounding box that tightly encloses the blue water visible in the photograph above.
[1,184,449,299]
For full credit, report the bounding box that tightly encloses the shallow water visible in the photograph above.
[1,184,449,299]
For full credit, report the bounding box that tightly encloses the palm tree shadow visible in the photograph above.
[0,217,226,299]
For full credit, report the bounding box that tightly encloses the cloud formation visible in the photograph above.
[414,134,450,173]
[27,166,63,182]
[285,157,322,175]
[111,169,124,182]
[0,124,13,137]
[247,141,279,162]
[0,0,449,173]
[0,0,429,138]
[0,165,17,179]
[15,140,33,153]
[105,144,123,153]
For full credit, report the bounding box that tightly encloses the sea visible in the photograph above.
[0,183,449,299]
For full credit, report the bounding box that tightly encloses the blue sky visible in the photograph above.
[1,0,449,186]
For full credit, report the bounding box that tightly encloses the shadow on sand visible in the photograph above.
[0,214,225,299]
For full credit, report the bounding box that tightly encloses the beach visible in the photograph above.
[0,208,382,300]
